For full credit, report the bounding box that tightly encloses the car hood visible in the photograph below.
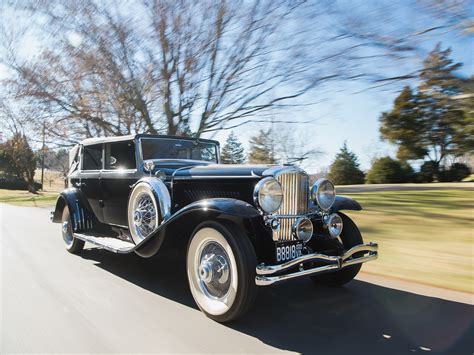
[172,164,276,180]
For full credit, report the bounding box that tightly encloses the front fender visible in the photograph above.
[134,198,261,257]
[330,195,362,212]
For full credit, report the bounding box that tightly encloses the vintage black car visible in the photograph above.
[51,134,378,322]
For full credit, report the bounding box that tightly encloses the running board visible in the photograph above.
[74,233,135,253]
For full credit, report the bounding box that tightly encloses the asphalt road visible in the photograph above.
[1,204,473,354]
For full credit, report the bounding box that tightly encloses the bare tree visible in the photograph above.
[274,128,321,168]
[1,0,471,144]
[144,0,339,136]
[1,1,164,144]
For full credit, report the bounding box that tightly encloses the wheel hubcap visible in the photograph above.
[199,253,230,285]
[62,221,69,234]
[133,211,142,225]
[198,242,231,299]
[62,220,73,246]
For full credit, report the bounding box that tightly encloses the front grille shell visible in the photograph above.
[272,169,310,241]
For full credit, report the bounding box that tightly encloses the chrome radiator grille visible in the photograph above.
[273,171,309,241]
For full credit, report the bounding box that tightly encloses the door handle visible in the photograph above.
[73,182,86,187]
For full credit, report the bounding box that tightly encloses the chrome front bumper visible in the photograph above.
[255,242,378,286]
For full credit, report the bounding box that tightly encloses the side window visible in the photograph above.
[106,141,136,170]
[82,144,103,170]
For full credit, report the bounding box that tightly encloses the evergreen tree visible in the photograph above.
[221,132,246,164]
[366,157,411,184]
[248,129,277,164]
[380,44,472,179]
[328,142,365,185]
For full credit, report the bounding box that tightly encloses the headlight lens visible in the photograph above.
[293,217,313,242]
[254,177,283,213]
[311,178,336,210]
[326,213,343,238]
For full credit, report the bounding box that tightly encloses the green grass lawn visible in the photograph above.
[344,189,473,293]
[0,189,58,207]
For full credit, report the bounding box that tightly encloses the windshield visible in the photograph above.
[141,138,218,163]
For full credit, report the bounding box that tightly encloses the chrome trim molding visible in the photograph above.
[255,242,378,286]
[173,175,260,180]
[72,201,93,232]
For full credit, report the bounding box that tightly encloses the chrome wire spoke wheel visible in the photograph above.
[133,193,157,238]
[128,183,159,244]
[187,227,238,317]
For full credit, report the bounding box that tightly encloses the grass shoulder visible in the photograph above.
[344,189,473,293]
[0,189,58,207]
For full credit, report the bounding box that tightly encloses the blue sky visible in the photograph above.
[208,32,473,173]
[0,1,472,174]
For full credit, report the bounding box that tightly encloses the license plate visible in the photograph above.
[275,242,303,263]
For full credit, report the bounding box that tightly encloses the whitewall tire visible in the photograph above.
[186,221,257,322]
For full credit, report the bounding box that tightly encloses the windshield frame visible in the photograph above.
[137,137,220,164]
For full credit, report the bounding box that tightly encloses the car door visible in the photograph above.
[80,143,105,223]
[101,139,139,227]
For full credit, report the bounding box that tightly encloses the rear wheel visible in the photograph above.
[61,208,84,254]
[186,220,257,323]
[311,213,363,286]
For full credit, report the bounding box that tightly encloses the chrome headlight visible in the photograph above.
[311,178,336,211]
[325,213,343,238]
[254,177,283,214]
[293,217,313,242]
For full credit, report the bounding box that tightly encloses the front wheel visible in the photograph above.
[186,220,257,323]
[61,207,84,254]
[311,213,363,286]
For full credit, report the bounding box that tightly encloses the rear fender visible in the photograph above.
[51,188,95,232]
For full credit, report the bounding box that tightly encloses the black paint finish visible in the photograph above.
[52,134,362,261]
[331,196,363,212]
[171,179,260,213]
[80,170,104,222]
[101,172,138,226]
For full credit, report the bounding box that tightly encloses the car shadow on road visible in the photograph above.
[80,247,473,354]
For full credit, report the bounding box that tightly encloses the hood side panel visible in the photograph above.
[172,179,259,212]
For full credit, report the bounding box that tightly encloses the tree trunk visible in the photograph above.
[25,170,37,194]
[27,178,37,194]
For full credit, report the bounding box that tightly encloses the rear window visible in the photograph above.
[82,144,102,170]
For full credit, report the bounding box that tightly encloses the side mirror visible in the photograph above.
[143,160,155,174]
